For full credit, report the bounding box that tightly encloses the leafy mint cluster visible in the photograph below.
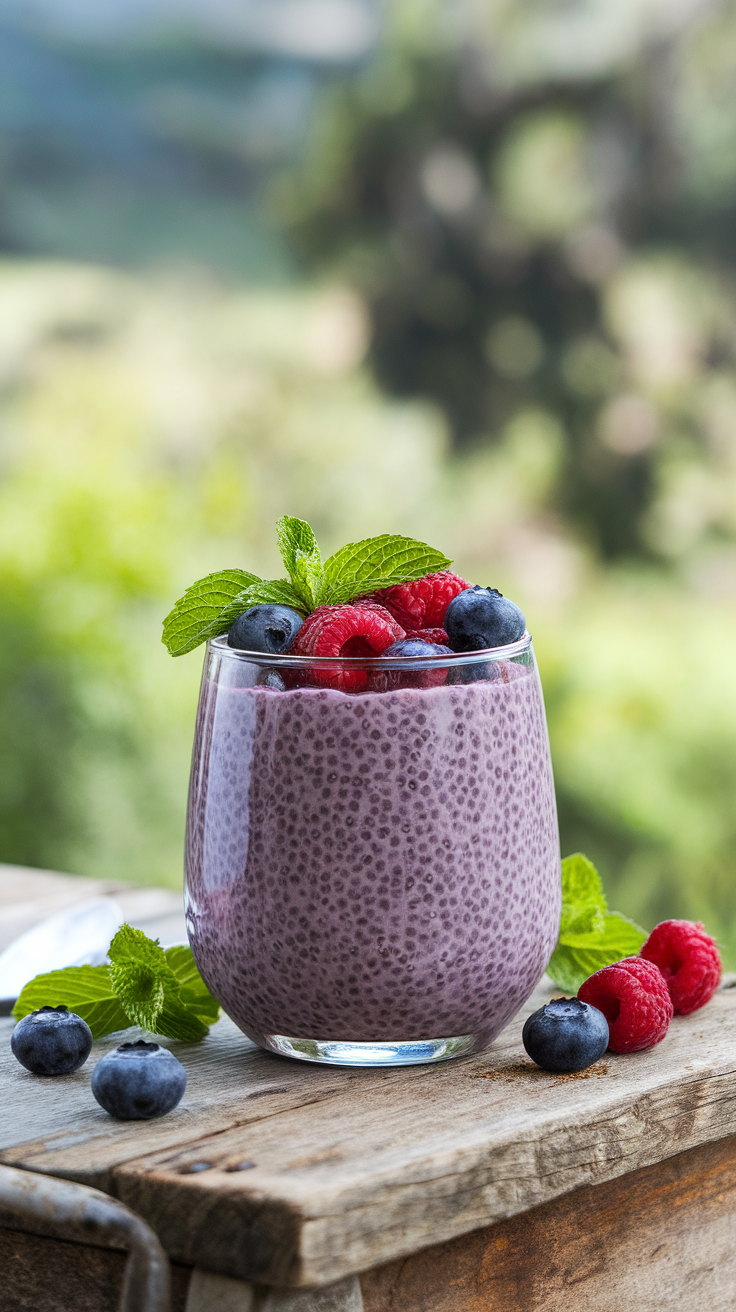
[162,515,451,656]
[547,853,646,992]
[12,925,219,1041]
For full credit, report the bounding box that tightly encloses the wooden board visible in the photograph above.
[3,974,736,1289]
[0,1228,194,1312]
[360,1131,736,1312]
[0,863,186,956]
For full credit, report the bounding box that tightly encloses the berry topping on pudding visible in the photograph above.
[369,570,471,631]
[228,603,303,654]
[445,585,526,652]
[162,515,528,688]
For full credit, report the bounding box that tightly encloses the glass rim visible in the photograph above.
[207,631,532,670]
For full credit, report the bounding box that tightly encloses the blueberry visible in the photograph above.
[11,1005,93,1076]
[382,640,453,658]
[446,660,497,685]
[444,586,526,651]
[227,604,303,655]
[522,997,609,1073]
[91,1040,187,1120]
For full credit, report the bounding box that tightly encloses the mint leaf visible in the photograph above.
[108,924,172,1032]
[165,945,220,1024]
[548,912,647,993]
[276,516,324,610]
[231,579,307,614]
[163,569,261,656]
[12,965,130,1039]
[155,995,210,1042]
[12,928,218,1042]
[547,852,647,992]
[559,852,606,937]
[276,516,321,578]
[321,535,452,605]
[109,959,166,1032]
[108,925,217,1041]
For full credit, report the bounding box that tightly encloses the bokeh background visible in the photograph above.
[1,0,735,959]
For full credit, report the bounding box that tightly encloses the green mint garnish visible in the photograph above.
[12,925,219,1042]
[547,853,646,993]
[162,515,452,655]
[162,568,261,657]
[320,533,451,605]
[276,514,324,611]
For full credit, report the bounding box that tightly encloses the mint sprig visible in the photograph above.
[12,925,219,1042]
[547,853,647,993]
[162,568,260,657]
[276,514,324,611]
[320,534,451,605]
[162,516,453,655]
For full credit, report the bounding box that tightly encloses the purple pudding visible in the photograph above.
[185,638,561,1064]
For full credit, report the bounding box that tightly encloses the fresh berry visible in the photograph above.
[370,571,471,631]
[374,638,452,690]
[404,628,449,645]
[91,1040,187,1120]
[522,997,609,1072]
[11,1005,93,1076]
[445,586,526,651]
[382,638,451,657]
[640,920,721,1015]
[447,659,496,685]
[578,957,673,1054]
[292,603,404,692]
[228,604,303,654]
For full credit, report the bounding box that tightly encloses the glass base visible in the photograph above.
[263,1033,475,1067]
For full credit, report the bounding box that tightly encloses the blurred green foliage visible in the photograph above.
[1,0,736,967]
[0,260,734,964]
[274,0,736,569]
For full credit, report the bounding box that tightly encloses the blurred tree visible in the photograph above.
[274,0,736,565]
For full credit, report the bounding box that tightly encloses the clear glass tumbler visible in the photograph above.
[184,635,561,1066]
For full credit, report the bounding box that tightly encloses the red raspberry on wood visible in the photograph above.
[640,920,721,1015]
[370,571,471,631]
[292,603,404,692]
[578,957,673,1054]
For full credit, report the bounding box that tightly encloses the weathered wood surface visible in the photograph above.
[360,1131,736,1312]
[0,1228,193,1312]
[3,967,736,1288]
[0,863,186,955]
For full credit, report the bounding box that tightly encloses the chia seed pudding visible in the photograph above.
[184,643,561,1056]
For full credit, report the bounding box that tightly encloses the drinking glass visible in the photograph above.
[184,634,560,1066]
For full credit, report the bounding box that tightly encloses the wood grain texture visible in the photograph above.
[0,1228,193,1312]
[359,1131,736,1312]
[3,977,736,1287]
[0,862,186,959]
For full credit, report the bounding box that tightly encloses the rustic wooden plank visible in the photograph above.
[3,978,736,1287]
[359,1131,736,1312]
[0,1228,193,1312]
[0,1013,362,1171]
[0,861,187,954]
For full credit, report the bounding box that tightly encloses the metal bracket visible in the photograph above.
[0,1164,171,1312]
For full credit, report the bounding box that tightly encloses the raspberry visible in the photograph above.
[578,957,673,1054]
[404,628,449,646]
[370,571,471,631]
[640,920,721,1015]
[292,603,404,692]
